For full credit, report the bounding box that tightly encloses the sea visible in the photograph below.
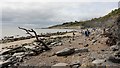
[0,26,74,39]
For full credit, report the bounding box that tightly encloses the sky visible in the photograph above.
[0,0,119,28]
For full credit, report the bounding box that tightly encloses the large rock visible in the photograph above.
[75,48,89,53]
[92,59,105,65]
[108,56,120,63]
[56,47,75,56]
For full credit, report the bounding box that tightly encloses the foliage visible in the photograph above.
[49,8,120,28]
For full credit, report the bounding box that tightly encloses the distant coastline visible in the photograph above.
[48,8,120,29]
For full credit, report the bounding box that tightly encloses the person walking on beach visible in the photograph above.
[85,29,90,37]
[72,32,75,40]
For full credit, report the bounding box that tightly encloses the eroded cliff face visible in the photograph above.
[116,16,120,41]
[110,15,120,45]
[113,15,120,41]
[105,15,120,46]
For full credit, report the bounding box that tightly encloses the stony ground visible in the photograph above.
[19,29,120,67]
[1,29,120,68]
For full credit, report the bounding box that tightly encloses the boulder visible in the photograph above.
[108,56,120,63]
[75,48,89,53]
[56,48,75,56]
[92,59,105,65]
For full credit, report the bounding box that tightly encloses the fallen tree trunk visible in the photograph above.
[18,27,50,50]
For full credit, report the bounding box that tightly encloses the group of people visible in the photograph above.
[80,29,91,37]
[84,29,90,37]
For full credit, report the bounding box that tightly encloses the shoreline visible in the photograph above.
[0,30,77,50]
[0,29,76,44]
[0,27,120,67]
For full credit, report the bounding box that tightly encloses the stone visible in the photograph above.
[116,41,120,46]
[84,44,89,47]
[12,52,25,57]
[23,45,36,50]
[51,42,57,46]
[0,60,12,67]
[52,63,69,68]
[0,49,12,55]
[81,63,96,68]
[52,63,69,66]
[70,60,81,68]
[110,45,119,51]
[25,51,35,56]
[92,59,105,65]
[108,56,120,63]
[92,40,97,43]
[114,50,120,57]
[6,56,19,64]
[32,42,38,45]
[75,48,89,53]
[0,55,12,61]
[56,47,75,56]
[56,42,63,46]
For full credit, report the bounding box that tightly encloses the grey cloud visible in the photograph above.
[2,2,118,28]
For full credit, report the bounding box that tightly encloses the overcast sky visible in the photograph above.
[1,0,119,28]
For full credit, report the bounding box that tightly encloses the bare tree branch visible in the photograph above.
[18,27,33,37]
[18,27,50,50]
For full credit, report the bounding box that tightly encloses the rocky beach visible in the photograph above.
[0,19,120,68]
[1,2,120,68]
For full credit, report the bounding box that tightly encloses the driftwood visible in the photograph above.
[18,27,50,50]
[18,27,33,37]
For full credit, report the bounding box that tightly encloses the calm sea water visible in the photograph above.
[1,27,73,39]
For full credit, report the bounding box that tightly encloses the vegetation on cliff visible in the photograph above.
[48,8,120,29]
